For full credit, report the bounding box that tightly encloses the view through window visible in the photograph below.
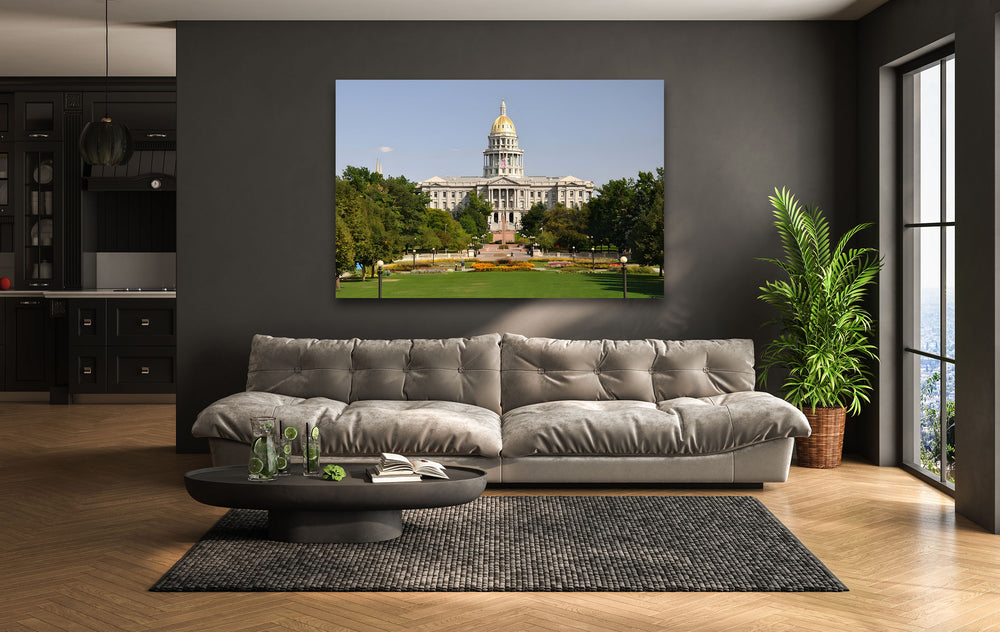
[901,54,955,487]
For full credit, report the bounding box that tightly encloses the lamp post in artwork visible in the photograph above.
[432,248,437,265]
[620,256,628,299]
[376,260,384,299]
[571,246,575,261]
[591,246,595,270]
[411,249,416,269]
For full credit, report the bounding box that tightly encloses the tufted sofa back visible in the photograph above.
[243,333,756,414]
[499,333,755,410]
[246,333,503,414]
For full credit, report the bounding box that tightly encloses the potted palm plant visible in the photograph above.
[757,187,883,468]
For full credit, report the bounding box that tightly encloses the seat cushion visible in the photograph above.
[324,400,502,457]
[655,391,811,453]
[191,391,348,444]
[501,400,680,457]
[501,393,810,458]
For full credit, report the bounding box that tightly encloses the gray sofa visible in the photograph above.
[192,333,811,484]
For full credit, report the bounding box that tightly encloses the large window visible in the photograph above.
[901,53,955,487]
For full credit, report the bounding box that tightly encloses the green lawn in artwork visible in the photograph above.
[336,270,664,299]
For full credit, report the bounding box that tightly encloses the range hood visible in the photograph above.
[85,150,176,191]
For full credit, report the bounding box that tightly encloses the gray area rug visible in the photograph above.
[152,495,846,592]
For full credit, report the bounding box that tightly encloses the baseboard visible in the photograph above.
[0,391,49,402]
[71,393,176,404]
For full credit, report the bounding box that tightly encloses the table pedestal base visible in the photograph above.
[268,509,403,543]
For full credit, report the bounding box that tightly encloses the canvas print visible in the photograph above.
[335,80,664,299]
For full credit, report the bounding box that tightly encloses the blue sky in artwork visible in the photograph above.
[335,80,664,189]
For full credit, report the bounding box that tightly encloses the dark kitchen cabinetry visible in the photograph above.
[0,92,12,142]
[0,94,13,277]
[14,142,62,289]
[84,91,175,143]
[14,93,63,142]
[67,298,175,395]
[4,296,50,390]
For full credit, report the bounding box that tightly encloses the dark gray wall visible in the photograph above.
[858,0,1000,532]
[176,21,856,450]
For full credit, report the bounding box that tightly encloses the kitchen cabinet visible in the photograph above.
[4,296,49,390]
[13,142,62,289]
[84,91,175,143]
[67,297,175,396]
[0,92,12,142]
[14,92,63,142]
[0,94,13,265]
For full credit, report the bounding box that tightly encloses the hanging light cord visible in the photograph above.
[104,0,110,119]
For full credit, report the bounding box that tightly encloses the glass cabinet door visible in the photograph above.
[0,148,12,263]
[0,96,11,263]
[16,143,60,288]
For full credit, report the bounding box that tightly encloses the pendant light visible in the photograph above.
[79,0,133,166]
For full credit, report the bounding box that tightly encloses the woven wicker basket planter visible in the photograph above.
[795,407,846,468]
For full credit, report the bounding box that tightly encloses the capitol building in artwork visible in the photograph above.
[417,100,595,239]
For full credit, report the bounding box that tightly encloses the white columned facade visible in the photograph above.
[417,99,595,238]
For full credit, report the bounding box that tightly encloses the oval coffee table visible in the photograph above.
[184,463,487,543]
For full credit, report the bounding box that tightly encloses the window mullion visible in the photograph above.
[938,58,949,484]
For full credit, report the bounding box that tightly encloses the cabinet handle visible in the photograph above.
[19,300,40,305]
[82,318,93,327]
[28,133,49,139]
[146,132,168,138]
[140,366,150,375]
[140,318,150,327]
[27,282,48,288]
[82,366,93,375]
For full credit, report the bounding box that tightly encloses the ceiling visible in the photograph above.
[0,0,890,77]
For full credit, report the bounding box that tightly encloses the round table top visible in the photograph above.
[185,463,487,512]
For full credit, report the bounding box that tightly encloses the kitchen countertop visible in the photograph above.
[1,290,176,299]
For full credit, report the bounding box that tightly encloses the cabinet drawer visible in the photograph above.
[109,299,175,345]
[69,299,107,346]
[108,346,175,393]
[70,346,106,393]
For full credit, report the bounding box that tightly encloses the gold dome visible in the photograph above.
[490,99,516,134]
[491,115,516,134]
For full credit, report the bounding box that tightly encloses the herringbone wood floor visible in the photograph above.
[2,403,999,631]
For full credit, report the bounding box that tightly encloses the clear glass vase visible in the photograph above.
[248,416,278,481]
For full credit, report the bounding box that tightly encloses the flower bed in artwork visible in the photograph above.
[472,262,536,272]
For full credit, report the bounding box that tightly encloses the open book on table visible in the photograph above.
[369,453,449,481]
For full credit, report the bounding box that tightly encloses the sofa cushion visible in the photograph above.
[501,393,810,458]
[191,391,348,444]
[246,336,356,401]
[244,333,502,414]
[655,392,811,453]
[500,334,755,410]
[501,400,680,457]
[324,400,502,457]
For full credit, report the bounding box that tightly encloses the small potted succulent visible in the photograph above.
[757,187,883,468]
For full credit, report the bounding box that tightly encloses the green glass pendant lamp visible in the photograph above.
[79,0,133,166]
